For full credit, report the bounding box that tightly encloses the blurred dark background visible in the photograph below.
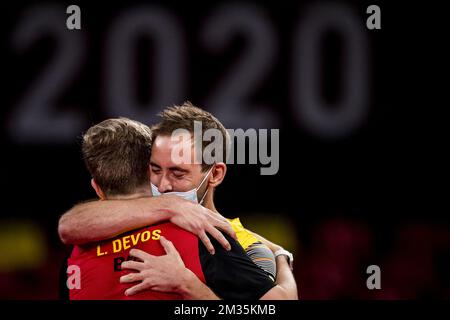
[1,0,448,299]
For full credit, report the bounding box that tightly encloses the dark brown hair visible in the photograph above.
[151,102,229,171]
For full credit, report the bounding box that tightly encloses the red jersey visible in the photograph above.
[68,222,205,300]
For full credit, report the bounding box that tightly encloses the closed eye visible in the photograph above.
[150,167,161,174]
[172,172,185,179]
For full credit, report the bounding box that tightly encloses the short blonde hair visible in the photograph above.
[82,118,152,196]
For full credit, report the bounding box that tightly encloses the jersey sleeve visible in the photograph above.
[245,242,277,281]
[199,232,275,300]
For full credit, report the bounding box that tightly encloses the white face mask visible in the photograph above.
[151,166,214,204]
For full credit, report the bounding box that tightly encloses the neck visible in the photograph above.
[202,189,220,214]
[106,187,152,200]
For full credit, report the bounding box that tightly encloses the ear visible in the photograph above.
[91,179,106,200]
[209,163,227,188]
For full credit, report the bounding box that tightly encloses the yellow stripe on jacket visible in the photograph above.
[227,217,277,281]
[227,217,260,250]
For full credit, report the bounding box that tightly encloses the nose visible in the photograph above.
[158,174,173,193]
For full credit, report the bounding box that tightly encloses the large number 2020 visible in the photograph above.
[9,3,369,143]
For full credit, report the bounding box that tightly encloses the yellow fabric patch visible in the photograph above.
[227,217,259,250]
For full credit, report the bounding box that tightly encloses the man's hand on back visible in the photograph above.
[120,236,188,295]
[168,197,235,254]
[120,236,219,299]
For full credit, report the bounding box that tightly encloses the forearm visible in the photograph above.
[177,269,220,300]
[58,196,175,245]
[274,256,298,299]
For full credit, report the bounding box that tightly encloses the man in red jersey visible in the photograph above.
[65,117,277,299]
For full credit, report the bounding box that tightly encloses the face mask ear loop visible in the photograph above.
[199,189,209,205]
[196,166,215,191]
[197,165,215,205]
